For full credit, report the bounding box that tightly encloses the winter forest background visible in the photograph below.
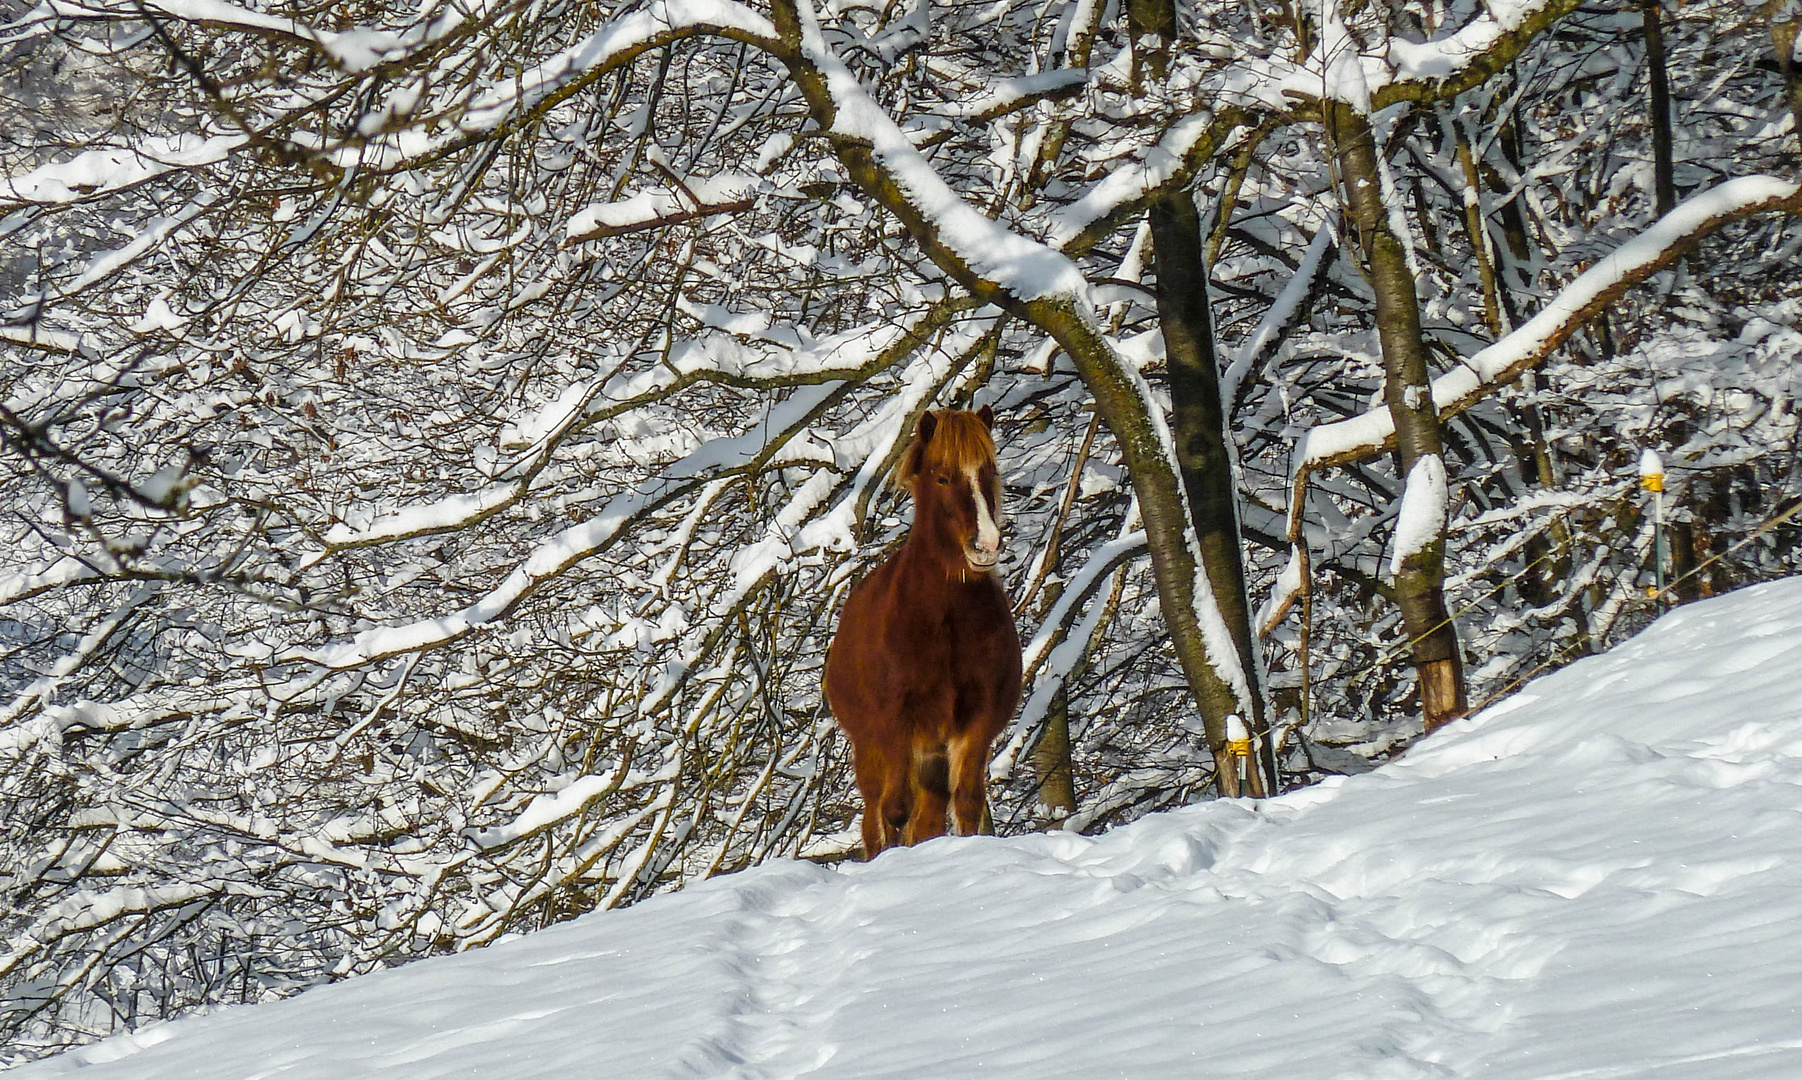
[1,0,1799,1063]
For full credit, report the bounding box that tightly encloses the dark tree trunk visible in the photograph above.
[1030,301,1245,760]
[1147,189,1278,793]
[1126,0,1175,91]
[1454,123,1504,336]
[1669,519,1702,602]
[1479,107,1535,320]
[1642,0,1677,216]
[1327,101,1468,734]
[1032,688,1078,825]
[1769,5,1802,144]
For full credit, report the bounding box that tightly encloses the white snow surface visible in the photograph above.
[22,578,1802,1079]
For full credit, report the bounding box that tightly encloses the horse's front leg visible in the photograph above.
[947,728,997,837]
[871,745,915,857]
[904,738,950,846]
[852,739,912,859]
[851,744,891,859]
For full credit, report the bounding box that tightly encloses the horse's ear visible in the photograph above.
[975,403,995,430]
[916,411,938,444]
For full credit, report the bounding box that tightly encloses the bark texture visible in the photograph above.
[1148,189,1278,792]
[1031,688,1078,823]
[1643,0,1677,216]
[1328,101,1468,733]
[1769,5,1802,143]
[1126,0,1176,90]
[1031,301,1247,750]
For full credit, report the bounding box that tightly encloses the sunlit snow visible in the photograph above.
[17,578,1802,1078]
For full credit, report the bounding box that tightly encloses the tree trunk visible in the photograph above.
[1126,0,1176,91]
[1642,0,1677,216]
[1454,123,1505,337]
[1327,101,1468,734]
[1669,518,1701,602]
[1030,300,1249,754]
[1032,690,1078,825]
[1769,4,1802,144]
[1148,188,1278,793]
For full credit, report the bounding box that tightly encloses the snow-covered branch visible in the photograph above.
[1297,175,1802,474]
[7,0,1799,1055]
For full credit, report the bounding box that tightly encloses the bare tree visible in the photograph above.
[3,0,1801,1061]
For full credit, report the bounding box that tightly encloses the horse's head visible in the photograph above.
[900,405,1004,574]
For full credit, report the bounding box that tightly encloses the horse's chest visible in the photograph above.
[906,593,1008,673]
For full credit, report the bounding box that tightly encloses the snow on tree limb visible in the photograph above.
[453,0,779,136]
[294,400,823,669]
[1110,342,1256,714]
[991,528,1149,781]
[1031,0,1583,269]
[294,303,995,673]
[1021,532,1149,682]
[0,583,161,731]
[565,174,760,243]
[0,134,247,207]
[782,0,1089,302]
[1028,300,1256,743]
[469,755,635,851]
[760,0,1258,743]
[1222,214,1336,410]
[1271,0,1586,111]
[0,883,222,979]
[310,298,972,557]
[1296,175,1802,475]
[1389,454,1447,577]
[932,69,1089,123]
[1050,109,1255,253]
[0,556,102,607]
[39,0,375,60]
[0,325,83,353]
[102,0,789,169]
[1369,0,1587,107]
[12,196,215,310]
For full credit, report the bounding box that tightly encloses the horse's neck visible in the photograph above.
[903,500,959,571]
[899,528,989,595]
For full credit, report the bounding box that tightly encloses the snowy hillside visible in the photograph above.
[16,578,1802,1080]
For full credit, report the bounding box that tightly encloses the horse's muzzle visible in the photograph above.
[965,548,1000,571]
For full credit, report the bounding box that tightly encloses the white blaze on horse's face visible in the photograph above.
[965,463,1001,571]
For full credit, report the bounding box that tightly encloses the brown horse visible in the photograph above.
[824,405,1023,858]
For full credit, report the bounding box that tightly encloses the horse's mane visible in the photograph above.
[897,410,996,489]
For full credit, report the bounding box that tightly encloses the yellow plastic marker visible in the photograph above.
[1639,449,1666,610]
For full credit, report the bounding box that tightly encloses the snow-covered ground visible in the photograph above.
[18,578,1802,1079]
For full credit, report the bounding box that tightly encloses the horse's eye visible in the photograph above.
[937,475,950,486]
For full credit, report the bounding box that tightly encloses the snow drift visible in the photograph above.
[18,578,1802,1079]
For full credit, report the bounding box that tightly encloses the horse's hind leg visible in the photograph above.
[948,729,996,837]
[905,744,950,846]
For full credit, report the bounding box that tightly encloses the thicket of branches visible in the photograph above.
[2,0,1798,1061]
